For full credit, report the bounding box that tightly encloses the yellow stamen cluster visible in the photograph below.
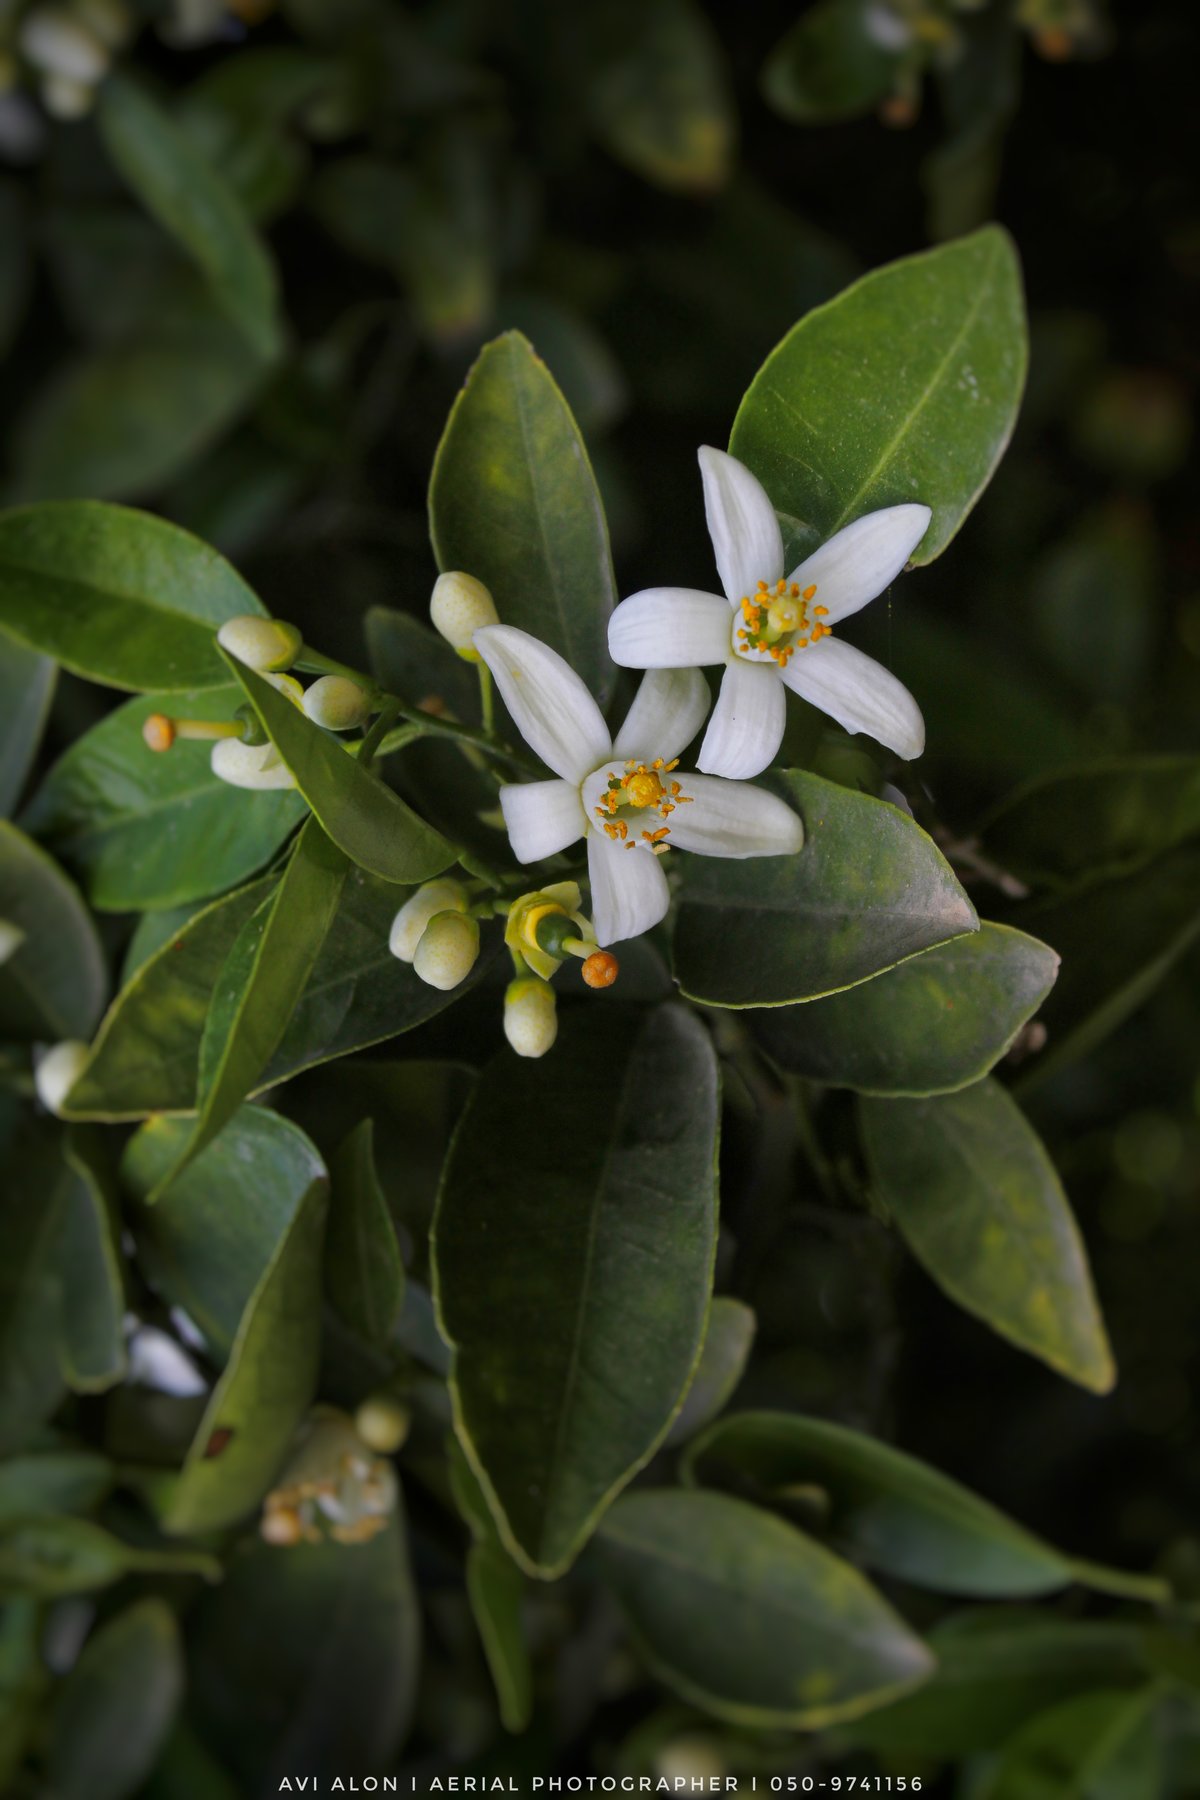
[594,758,693,854]
[737,579,830,667]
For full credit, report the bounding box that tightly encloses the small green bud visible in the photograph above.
[354,1394,411,1455]
[35,1039,89,1115]
[19,8,109,83]
[0,918,25,966]
[210,738,297,790]
[302,675,373,731]
[389,879,468,962]
[413,911,479,991]
[217,615,303,673]
[504,976,557,1059]
[429,572,499,661]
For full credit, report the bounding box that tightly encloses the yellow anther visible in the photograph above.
[803,584,817,601]
[814,604,829,617]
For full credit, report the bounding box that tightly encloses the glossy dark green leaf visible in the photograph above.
[664,1298,756,1448]
[0,1516,218,1595]
[190,1513,419,1789]
[450,1442,532,1734]
[327,1119,405,1349]
[434,1006,720,1576]
[751,922,1058,1095]
[980,756,1200,894]
[0,822,105,1043]
[56,1132,127,1392]
[50,1600,183,1800]
[0,1599,44,1789]
[98,75,281,360]
[122,1107,328,1534]
[762,0,898,124]
[977,1687,1162,1800]
[674,771,977,1007]
[0,632,55,818]
[584,0,733,193]
[0,1452,112,1528]
[860,1080,1114,1392]
[729,228,1027,565]
[684,1412,1164,1602]
[0,1128,67,1454]
[595,1488,934,1728]
[226,656,456,885]
[429,330,617,705]
[22,687,306,912]
[0,502,265,692]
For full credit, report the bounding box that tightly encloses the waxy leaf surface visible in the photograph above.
[0,633,55,817]
[327,1119,406,1350]
[49,1600,183,1800]
[0,822,105,1043]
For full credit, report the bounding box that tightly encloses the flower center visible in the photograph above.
[735,579,830,667]
[589,758,693,854]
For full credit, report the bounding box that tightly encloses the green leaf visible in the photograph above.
[49,1600,183,1800]
[729,227,1027,565]
[150,819,348,1195]
[762,0,899,125]
[429,330,617,706]
[0,1127,67,1454]
[0,1452,112,1528]
[0,822,105,1043]
[98,75,281,361]
[673,771,977,1007]
[327,1119,405,1349]
[977,1687,1162,1800]
[0,632,55,818]
[56,1132,127,1393]
[595,1488,934,1728]
[449,1443,532,1735]
[859,1080,1114,1392]
[122,1107,328,1534]
[189,1514,419,1789]
[22,687,306,912]
[584,0,733,193]
[0,502,265,692]
[433,1006,720,1577]
[0,1516,218,1596]
[684,1413,1165,1602]
[664,1298,756,1448]
[225,656,456,886]
[980,755,1200,894]
[751,922,1058,1095]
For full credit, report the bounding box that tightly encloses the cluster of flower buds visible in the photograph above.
[260,1406,399,1548]
[389,878,481,992]
[503,882,618,1058]
[6,0,133,121]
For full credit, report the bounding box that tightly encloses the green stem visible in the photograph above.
[358,699,401,771]
[379,707,539,778]
[478,661,495,736]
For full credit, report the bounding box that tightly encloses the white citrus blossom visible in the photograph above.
[473,624,803,948]
[607,447,931,780]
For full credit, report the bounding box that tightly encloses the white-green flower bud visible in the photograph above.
[19,8,109,83]
[35,1039,88,1115]
[388,879,468,962]
[302,675,372,732]
[413,911,479,992]
[40,74,94,118]
[210,738,297,790]
[0,918,24,966]
[354,1394,411,1455]
[504,976,557,1059]
[430,571,499,661]
[216,614,303,672]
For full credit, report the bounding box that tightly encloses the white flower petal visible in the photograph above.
[699,447,785,605]
[607,589,732,669]
[498,779,588,864]
[612,667,711,765]
[781,635,925,759]
[668,775,803,859]
[788,503,931,625]
[587,830,670,947]
[696,659,786,780]
[473,625,611,782]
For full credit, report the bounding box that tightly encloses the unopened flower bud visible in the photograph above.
[210,738,297,790]
[40,74,94,118]
[19,8,109,83]
[354,1395,411,1455]
[388,879,468,962]
[302,675,372,731]
[430,572,499,661]
[0,919,24,966]
[413,911,479,991]
[35,1039,88,1115]
[504,976,557,1059]
[217,615,303,672]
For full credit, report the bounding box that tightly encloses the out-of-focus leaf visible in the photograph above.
[225,656,456,886]
[0,1516,218,1595]
[0,632,55,818]
[49,1600,183,1800]
[57,1131,127,1393]
[122,1107,328,1534]
[494,295,627,435]
[1030,506,1155,704]
[751,922,1058,1095]
[730,228,1027,565]
[859,1080,1114,1392]
[976,1686,1162,1800]
[22,688,305,912]
[0,1452,112,1527]
[763,0,898,124]
[327,1119,405,1349]
[664,1298,756,1448]
[0,502,265,692]
[0,822,105,1042]
[190,1514,419,1789]
[595,1488,934,1727]
[98,75,282,360]
[584,0,733,193]
[434,1007,719,1577]
[0,1599,44,1789]
[429,330,617,706]
[0,178,31,360]
[0,1127,66,1454]
[449,1442,532,1734]
[674,771,977,1008]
